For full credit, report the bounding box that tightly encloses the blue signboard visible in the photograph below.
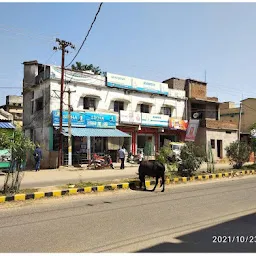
[107,73,169,96]
[52,111,116,128]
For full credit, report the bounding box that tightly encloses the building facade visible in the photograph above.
[0,108,15,169]
[0,95,23,127]
[220,98,256,162]
[23,61,188,169]
[163,77,238,161]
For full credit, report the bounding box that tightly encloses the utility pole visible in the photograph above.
[53,39,75,167]
[67,88,76,166]
[238,101,242,141]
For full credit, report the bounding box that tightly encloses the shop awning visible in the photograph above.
[0,122,15,129]
[61,127,131,137]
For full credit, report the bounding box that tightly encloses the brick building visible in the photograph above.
[163,77,238,161]
[220,98,256,162]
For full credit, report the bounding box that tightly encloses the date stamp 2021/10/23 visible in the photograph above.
[213,236,256,243]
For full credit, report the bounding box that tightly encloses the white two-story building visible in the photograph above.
[23,60,187,169]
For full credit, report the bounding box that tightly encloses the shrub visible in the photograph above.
[156,146,177,175]
[178,142,206,177]
[225,141,251,169]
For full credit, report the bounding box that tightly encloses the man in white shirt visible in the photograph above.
[118,146,126,169]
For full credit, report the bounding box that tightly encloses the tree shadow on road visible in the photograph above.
[137,213,256,253]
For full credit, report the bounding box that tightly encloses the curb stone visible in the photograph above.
[0,169,255,203]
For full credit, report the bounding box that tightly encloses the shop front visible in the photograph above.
[52,110,131,165]
[159,118,188,147]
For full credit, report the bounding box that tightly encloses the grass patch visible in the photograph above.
[0,188,38,196]
[243,164,256,170]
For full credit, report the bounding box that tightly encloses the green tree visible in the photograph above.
[225,141,251,169]
[178,142,206,177]
[0,129,35,194]
[71,62,103,75]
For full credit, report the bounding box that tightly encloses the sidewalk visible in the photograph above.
[0,162,235,189]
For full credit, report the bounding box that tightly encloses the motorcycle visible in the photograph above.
[87,153,114,170]
[127,152,141,164]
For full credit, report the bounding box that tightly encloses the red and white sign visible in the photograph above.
[119,111,141,124]
[185,119,200,141]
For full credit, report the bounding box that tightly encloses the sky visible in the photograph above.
[0,2,256,106]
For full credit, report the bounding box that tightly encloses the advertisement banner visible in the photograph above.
[119,111,141,124]
[185,119,200,141]
[141,113,169,127]
[169,118,188,130]
[52,111,116,128]
[106,73,133,90]
[106,72,168,96]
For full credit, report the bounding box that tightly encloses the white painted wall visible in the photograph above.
[49,79,186,119]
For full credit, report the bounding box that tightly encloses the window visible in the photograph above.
[161,107,172,117]
[35,97,43,111]
[140,104,150,113]
[114,101,124,112]
[210,139,215,149]
[83,97,96,110]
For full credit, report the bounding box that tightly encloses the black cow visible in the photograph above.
[138,160,165,192]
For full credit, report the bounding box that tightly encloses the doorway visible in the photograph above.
[217,140,223,158]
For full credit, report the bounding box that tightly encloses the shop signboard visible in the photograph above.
[169,118,188,130]
[106,72,168,96]
[106,73,133,90]
[52,110,116,128]
[185,119,200,141]
[132,77,168,95]
[52,111,85,127]
[141,113,169,127]
[84,112,116,128]
[119,110,141,124]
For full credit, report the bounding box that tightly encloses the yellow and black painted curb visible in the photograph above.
[0,169,255,203]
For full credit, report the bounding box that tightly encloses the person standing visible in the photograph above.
[118,146,125,169]
[33,145,42,172]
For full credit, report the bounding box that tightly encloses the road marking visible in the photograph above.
[0,196,6,203]
[68,188,78,195]
[34,192,45,199]
[122,183,129,189]
[53,190,62,197]
[84,187,92,193]
[97,186,105,192]
[14,194,26,201]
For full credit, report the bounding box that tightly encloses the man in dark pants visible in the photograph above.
[118,146,125,169]
[33,145,43,172]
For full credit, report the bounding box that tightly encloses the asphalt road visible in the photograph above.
[0,176,255,253]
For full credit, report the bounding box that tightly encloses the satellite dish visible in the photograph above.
[193,112,199,119]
